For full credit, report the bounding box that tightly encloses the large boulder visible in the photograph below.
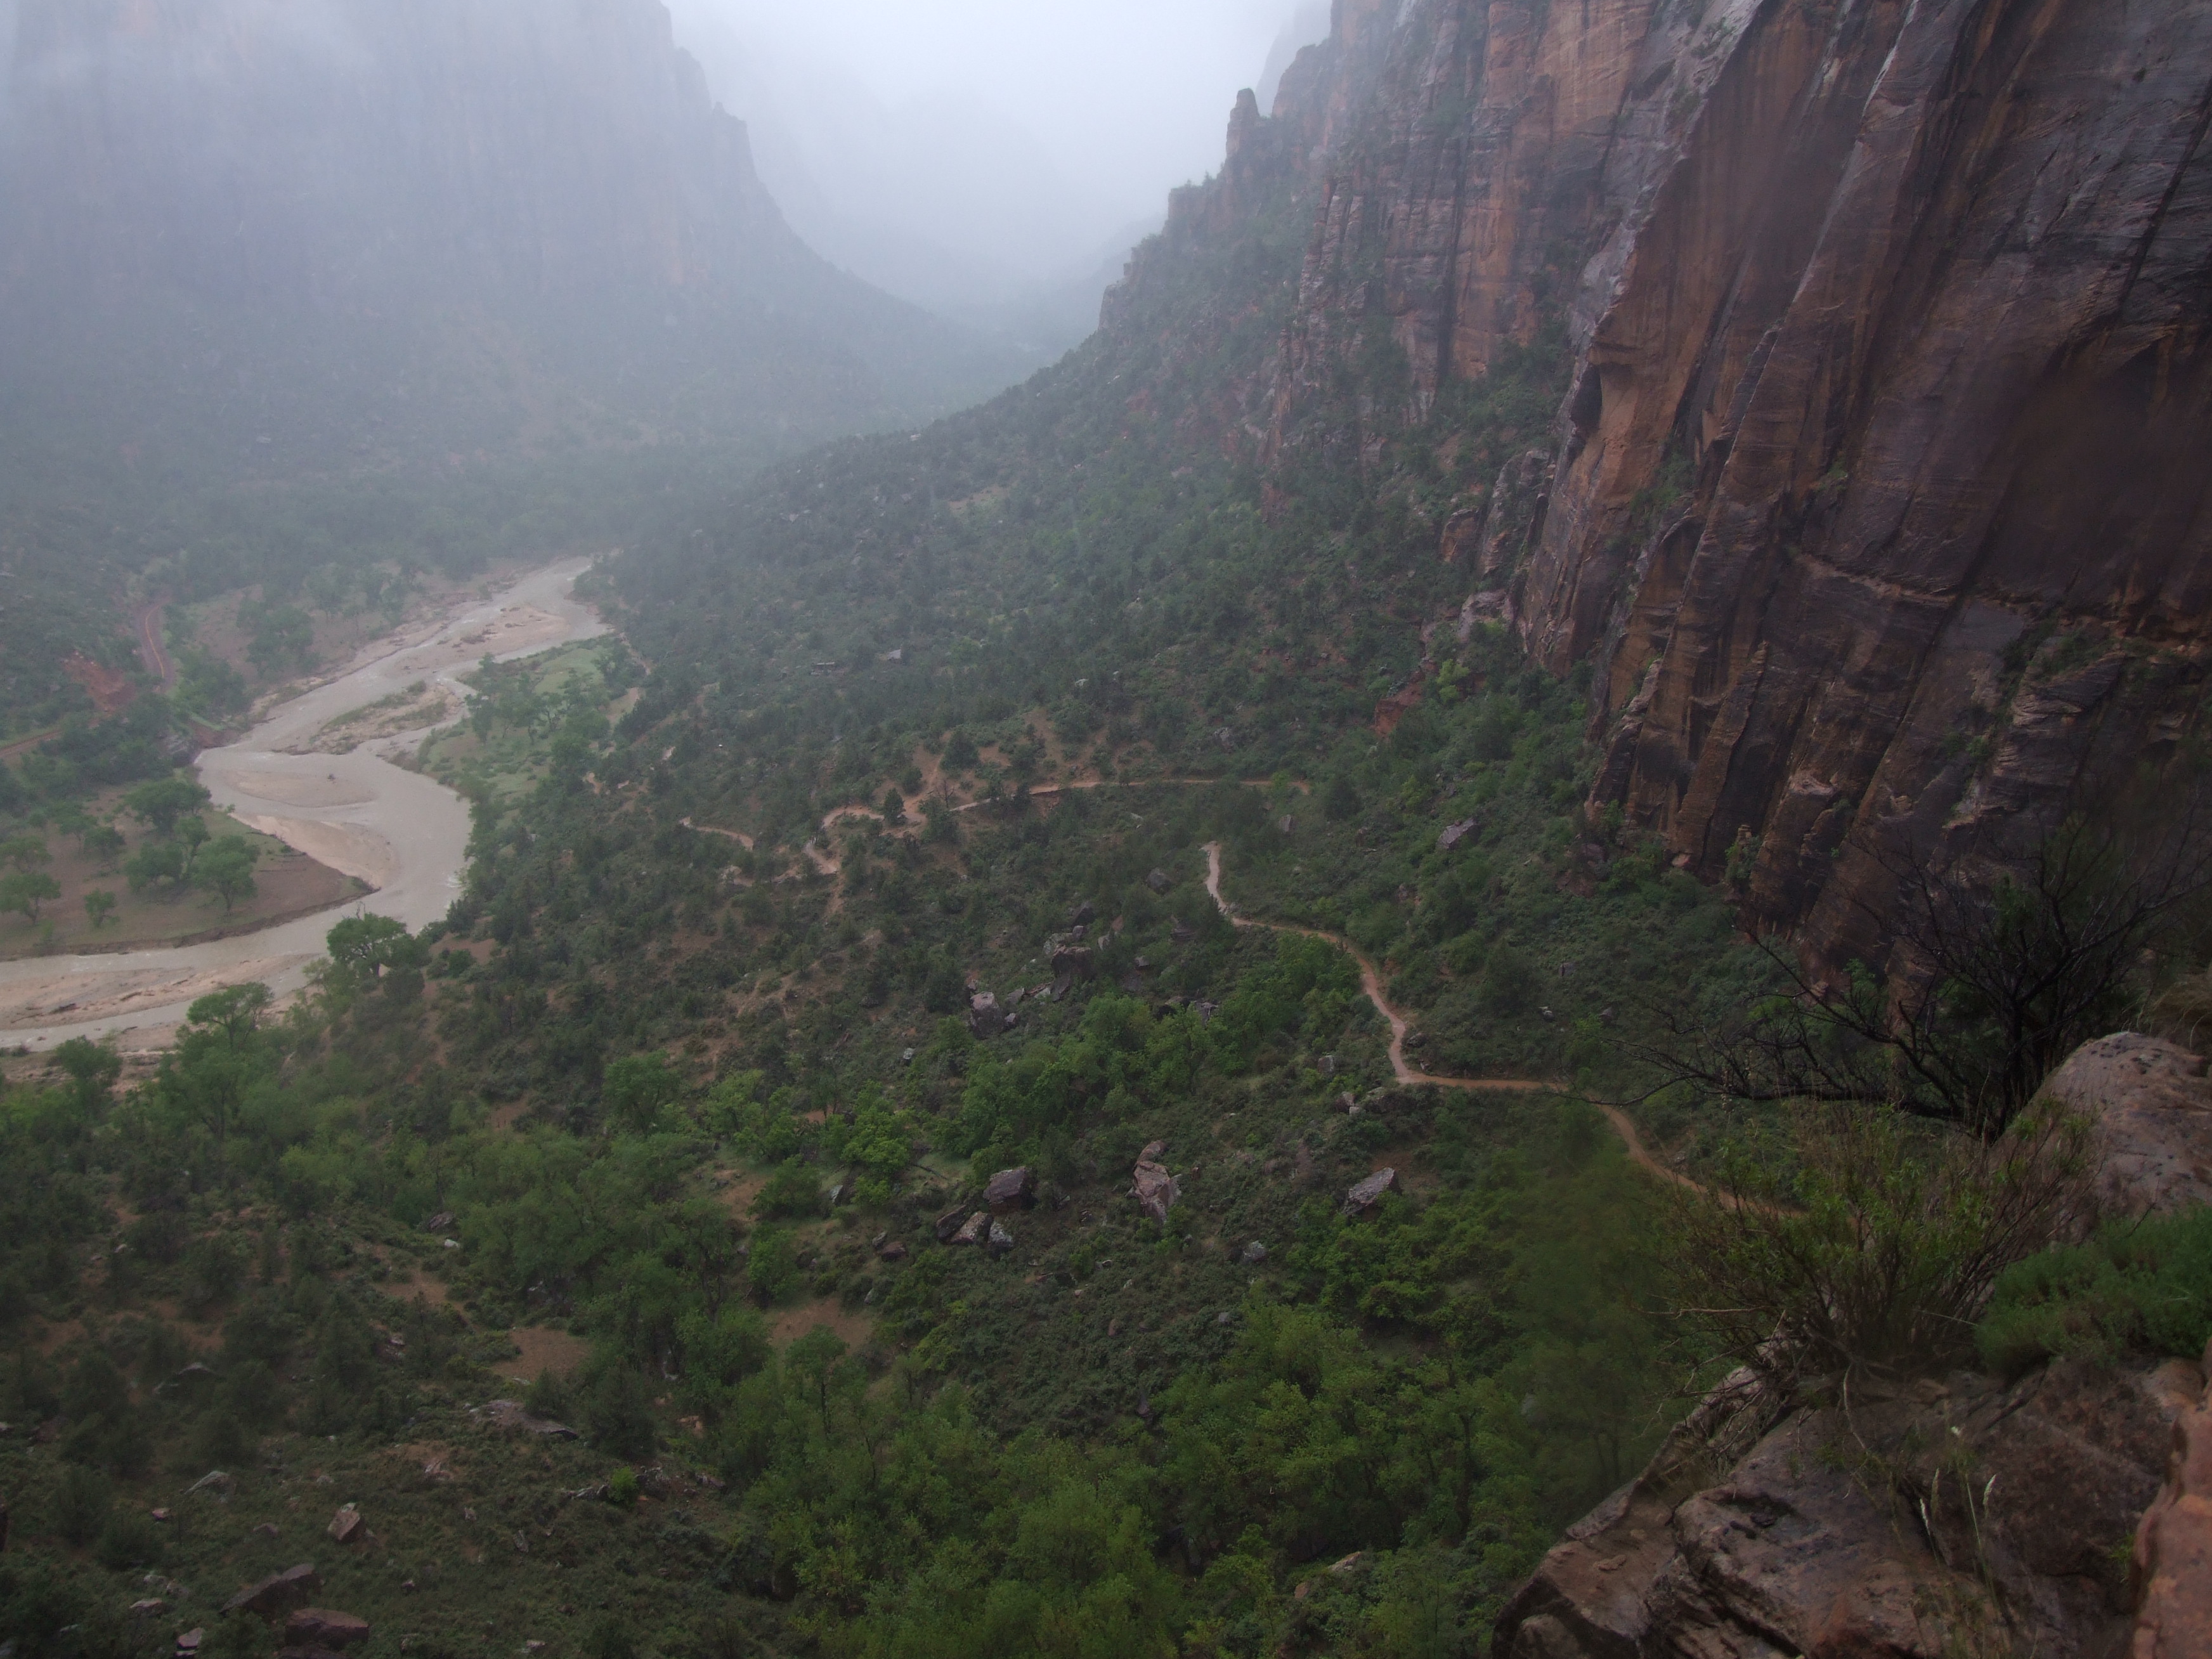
[983,1166,1036,1213]
[966,991,1001,1037]
[224,1563,322,1619]
[283,1610,371,1649]
[1131,1159,1179,1225]
[2036,1032,2212,1215]
[948,1211,990,1247]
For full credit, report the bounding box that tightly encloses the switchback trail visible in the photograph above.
[1201,842,1543,1093]
[1200,840,1758,1207]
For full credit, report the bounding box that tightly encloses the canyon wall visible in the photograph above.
[1259,0,2212,968]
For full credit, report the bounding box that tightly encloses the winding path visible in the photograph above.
[1199,840,1753,1204]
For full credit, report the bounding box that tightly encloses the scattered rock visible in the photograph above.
[1240,1241,1268,1266]
[130,1598,166,1615]
[966,991,1001,1037]
[254,1522,280,1537]
[1438,817,1480,852]
[423,1212,455,1232]
[876,1240,908,1263]
[325,1506,363,1545]
[986,1221,1015,1257]
[2132,1339,2212,1658]
[1140,1140,1166,1161]
[1317,1054,1336,1076]
[224,1563,322,1619]
[1214,1310,1235,1326]
[1343,1169,1397,1216]
[1146,868,1171,894]
[1329,1552,1365,1575]
[283,1610,370,1649]
[475,1400,578,1439]
[1131,1158,1180,1225]
[1171,918,1195,943]
[176,1630,204,1653]
[984,1166,1037,1213]
[934,1206,970,1244]
[1050,945,1095,981]
[949,1211,991,1247]
[1066,898,1096,927]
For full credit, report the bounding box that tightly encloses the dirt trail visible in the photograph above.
[1202,842,1539,1094]
[133,599,176,691]
[1199,840,1757,1205]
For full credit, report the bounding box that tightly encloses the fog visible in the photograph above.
[663,0,1332,353]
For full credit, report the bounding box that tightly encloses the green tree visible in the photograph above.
[325,914,426,986]
[123,777,212,838]
[0,832,51,871]
[603,1051,681,1136]
[82,888,117,929]
[82,824,126,869]
[195,836,260,912]
[0,869,60,921]
[53,1038,121,1114]
[124,840,185,895]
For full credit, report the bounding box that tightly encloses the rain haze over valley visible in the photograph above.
[0,1,2209,1656]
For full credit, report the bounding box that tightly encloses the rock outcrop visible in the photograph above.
[1495,1031,2212,1656]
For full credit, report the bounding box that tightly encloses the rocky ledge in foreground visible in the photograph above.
[1496,1034,2212,1659]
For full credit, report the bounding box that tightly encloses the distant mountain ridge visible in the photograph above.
[0,0,1026,488]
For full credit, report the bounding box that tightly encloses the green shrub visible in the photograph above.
[1977,1204,2212,1376]
[52,1464,111,1547]
[607,1466,641,1509]
[94,1509,160,1570]
[524,1367,573,1421]
[1670,1102,2095,1379]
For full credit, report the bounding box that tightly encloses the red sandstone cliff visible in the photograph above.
[1251,0,2212,973]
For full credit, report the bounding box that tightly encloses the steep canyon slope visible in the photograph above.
[1250,0,2212,973]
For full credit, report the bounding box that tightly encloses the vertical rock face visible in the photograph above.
[1252,0,2212,966]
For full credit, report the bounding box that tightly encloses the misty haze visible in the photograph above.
[0,2,2206,1656]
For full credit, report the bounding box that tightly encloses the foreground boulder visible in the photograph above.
[1496,1354,2195,1658]
[1497,1031,2212,1658]
[224,1563,321,1619]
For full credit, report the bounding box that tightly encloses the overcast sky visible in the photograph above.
[663,0,1330,329]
